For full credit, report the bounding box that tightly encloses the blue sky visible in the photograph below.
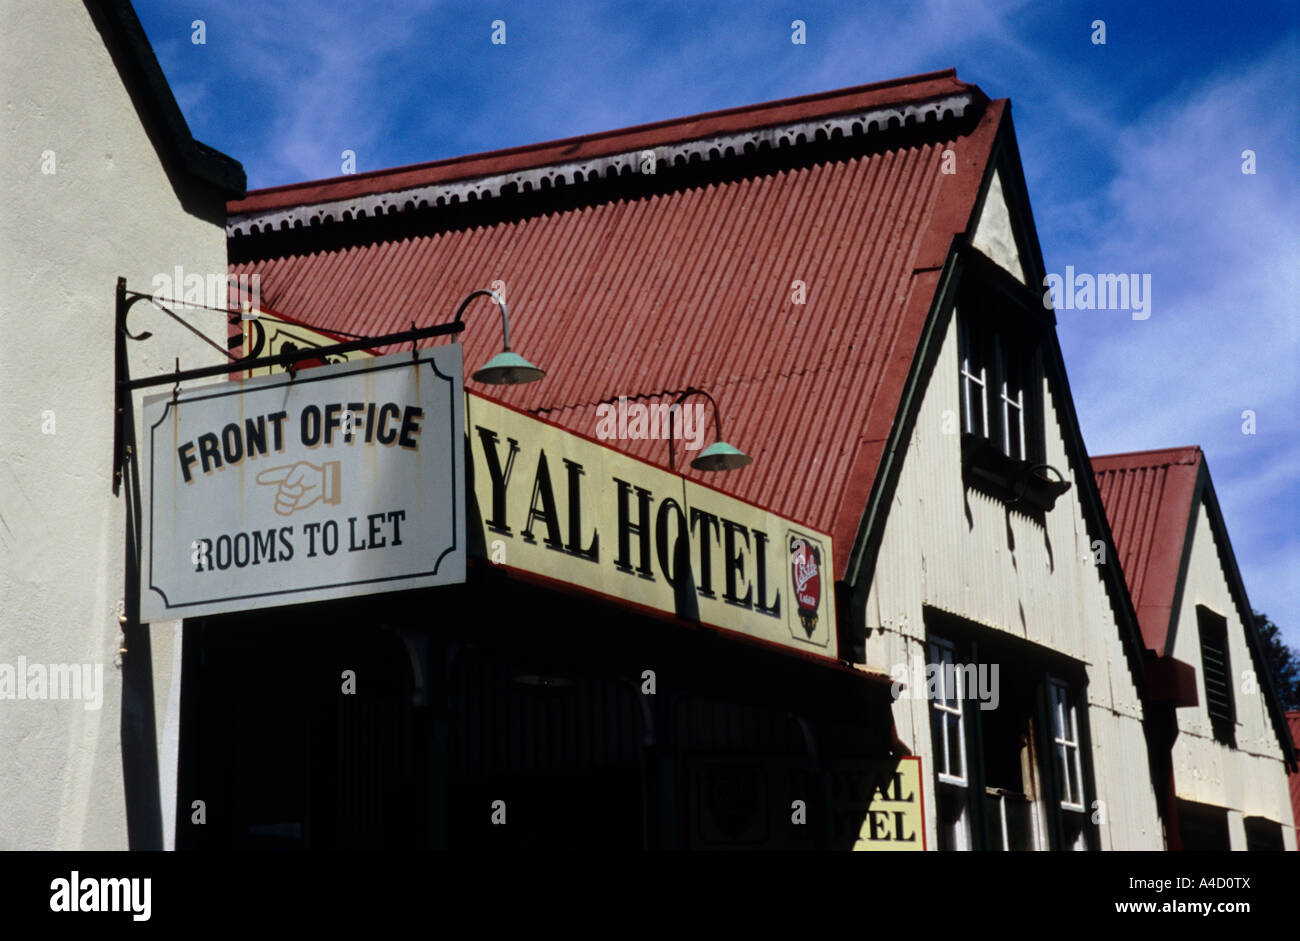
[136,1,1300,648]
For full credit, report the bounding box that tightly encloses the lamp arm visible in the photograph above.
[452,289,512,351]
[671,388,724,439]
[667,387,724,470]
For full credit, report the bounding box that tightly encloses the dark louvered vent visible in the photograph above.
[1196,606,1235,744]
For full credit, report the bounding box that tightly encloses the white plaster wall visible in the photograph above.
[1168,500,1297,848]
[0,0,228,849]
[859,308,1163,850]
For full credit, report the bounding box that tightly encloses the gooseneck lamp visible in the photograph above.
[453,289,546,385]
[668,388,752,472]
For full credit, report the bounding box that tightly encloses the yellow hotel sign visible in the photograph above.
[854,756,925,851]
[465,393,837,659]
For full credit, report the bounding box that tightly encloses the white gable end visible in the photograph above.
[1168,496,1297,847]
[858,308,1162,849]
[971,169,1027,284]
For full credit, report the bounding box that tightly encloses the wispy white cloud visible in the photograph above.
[165,1,443,183]
[1051,41,1300,644]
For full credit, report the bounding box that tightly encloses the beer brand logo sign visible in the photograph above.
[790,537,821,636]
[841,757,926,851]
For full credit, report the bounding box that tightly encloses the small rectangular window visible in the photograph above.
[958,310,1038,466]
[928,638,967,786]
[1049,679,1085,812]
[1196,607,1235,744]
[929,635,972,851]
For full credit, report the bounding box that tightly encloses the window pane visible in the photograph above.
[938,787,969,852]
[967,374,977,436]
[1015,399,1026,459]
[995,337,1009,456]
[1004,796,1034,851]
[1065,815,1087,851]
[1052,684,1072,742]
[929,640,951,667]
[978,371,988,438]
[1066,746,1082,806]
[983,792,1005,850]
[946,715,964,778]
[959,322,988,440]
[944,664,960,709]
[931,706,947,776]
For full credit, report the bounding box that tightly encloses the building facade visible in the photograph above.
[4,0,1294,851]
[1094,448,1298,850]
[217,69,1182,850]
[0,0,243,849]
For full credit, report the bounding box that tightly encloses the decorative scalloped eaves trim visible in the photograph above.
[227,92,975,237]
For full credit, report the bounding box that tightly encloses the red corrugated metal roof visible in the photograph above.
[228,70,1004,577]
[1092,446,1203,653]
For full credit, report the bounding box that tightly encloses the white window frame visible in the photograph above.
[1050,678,1086,813]
[929,638,967,787]
[958,319,988,439]
[994,334,1026,460]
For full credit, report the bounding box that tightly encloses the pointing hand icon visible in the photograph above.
[256,461,341,516]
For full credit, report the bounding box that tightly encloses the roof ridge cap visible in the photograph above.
[1092,445,1203,467]
[228,73,984,228]
[240,68,971,200]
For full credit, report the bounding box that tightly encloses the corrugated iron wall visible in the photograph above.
[1168,502,1295,842]
[863,307,1164,849]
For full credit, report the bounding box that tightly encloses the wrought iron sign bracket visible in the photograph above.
[112,276,465,496]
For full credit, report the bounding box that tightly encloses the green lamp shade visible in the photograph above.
[691,440,752,472]
[471,350,546,385]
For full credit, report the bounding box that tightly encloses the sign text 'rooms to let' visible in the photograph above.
[140,348,465,621]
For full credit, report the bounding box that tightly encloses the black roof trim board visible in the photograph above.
[83,0,245,200]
